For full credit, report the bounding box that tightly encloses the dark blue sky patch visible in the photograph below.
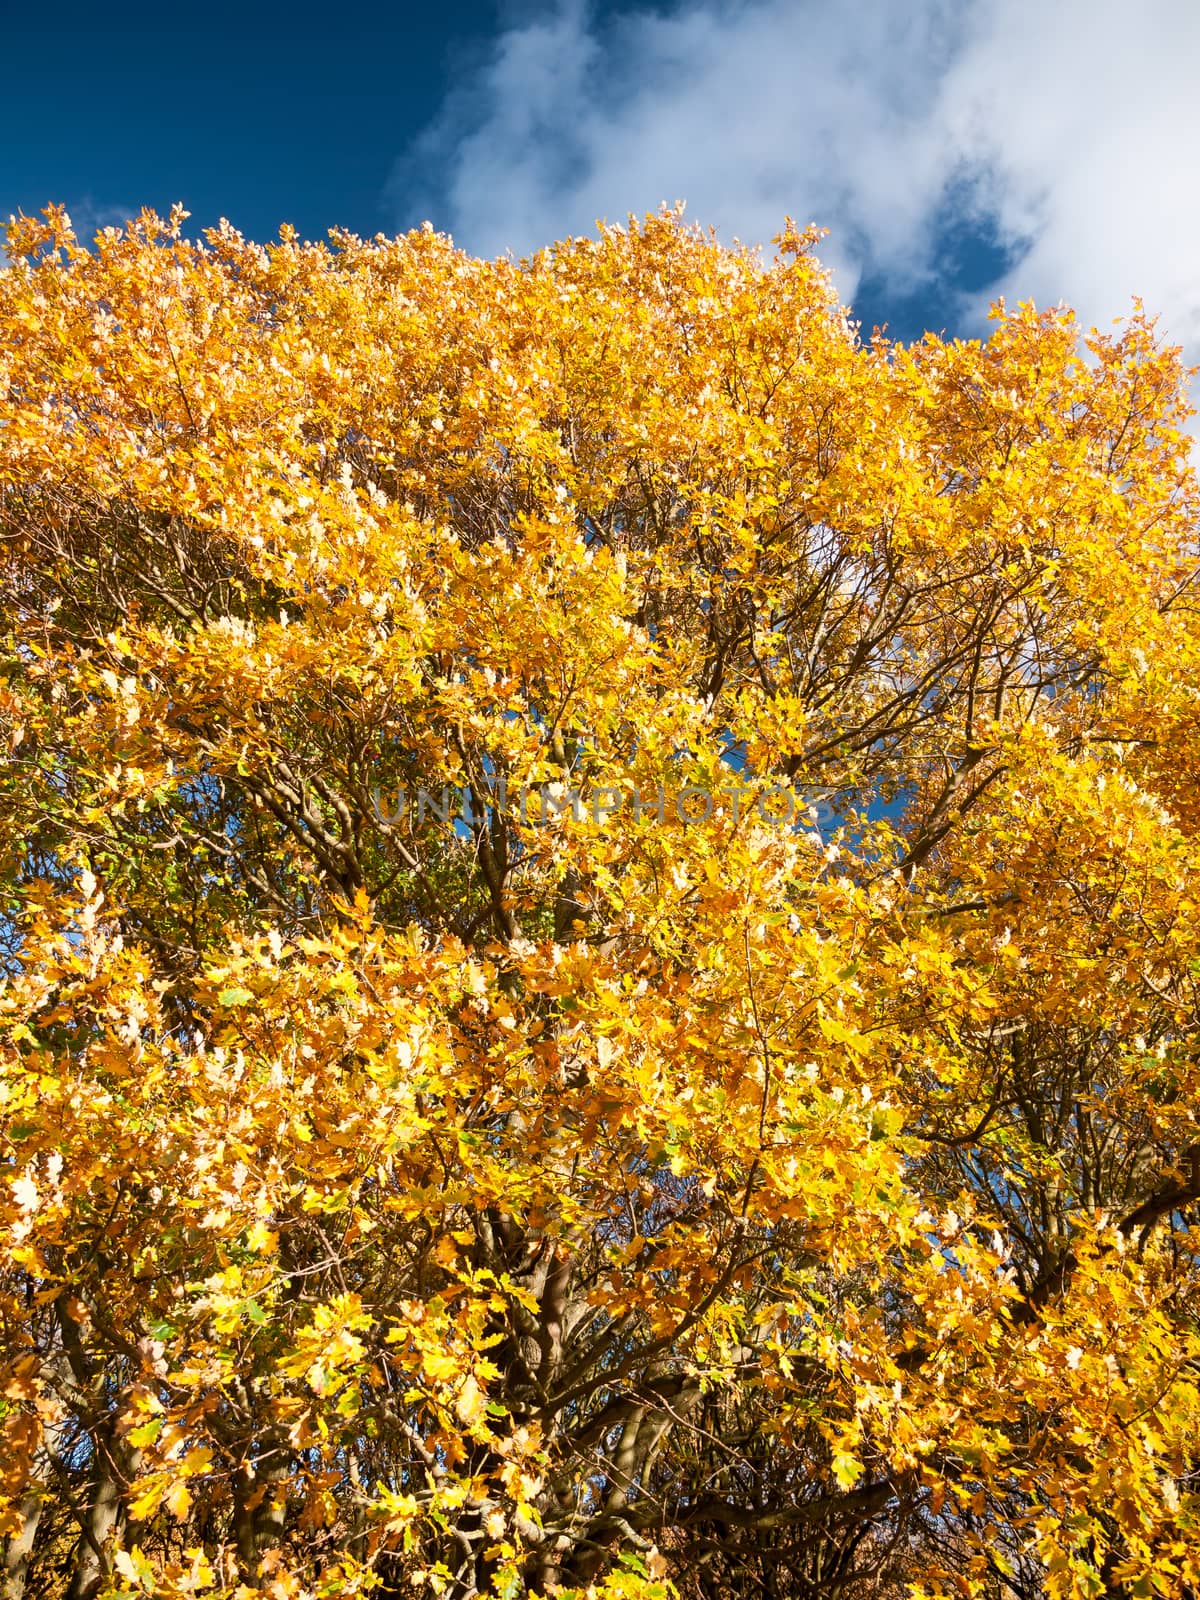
[3,0,499,246]
[851,202,1021,345]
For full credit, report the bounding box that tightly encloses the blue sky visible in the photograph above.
[4,0,1198,355]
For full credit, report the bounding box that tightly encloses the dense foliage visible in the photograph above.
[2,202,1200,1600]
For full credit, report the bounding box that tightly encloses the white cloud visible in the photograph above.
[940,0,1200,351]
[3,196,136,257]
[391,0,1200,361]
[54,197,134,240]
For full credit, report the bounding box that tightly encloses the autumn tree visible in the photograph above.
[2,201,1200,1600]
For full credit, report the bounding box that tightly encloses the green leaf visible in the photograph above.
[218,986,255,1007]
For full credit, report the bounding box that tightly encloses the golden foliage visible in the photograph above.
[1,201,1199,1599]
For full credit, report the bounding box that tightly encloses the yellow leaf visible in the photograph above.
[455,1374,485,1424]
[246,1221,279,1254]
[166,1480,192,1520]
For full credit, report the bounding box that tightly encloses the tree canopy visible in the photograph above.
[2,202,1200,1600]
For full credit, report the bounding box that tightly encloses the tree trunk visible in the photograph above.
[3,1491,43,1600]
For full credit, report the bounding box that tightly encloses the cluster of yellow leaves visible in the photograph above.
[1,200,1199,1599]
